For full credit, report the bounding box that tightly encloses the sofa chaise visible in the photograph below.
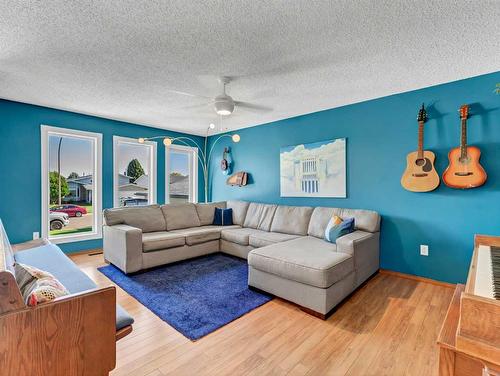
[103,200,380,318]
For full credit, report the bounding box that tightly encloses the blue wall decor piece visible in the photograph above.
[208,71,500,284]
[0,99,204,253]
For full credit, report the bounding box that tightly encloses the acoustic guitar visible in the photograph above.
[442,104,487,189]
[401,104,440,192]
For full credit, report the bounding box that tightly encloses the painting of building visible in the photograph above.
[280,138,346,198]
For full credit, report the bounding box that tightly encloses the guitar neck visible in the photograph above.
[417,121,424,159]
[460,119,467,158]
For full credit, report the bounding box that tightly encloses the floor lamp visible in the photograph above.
[139,125,240,203]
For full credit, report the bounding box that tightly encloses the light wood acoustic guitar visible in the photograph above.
[442,104,487,189]
[401,104,440,192]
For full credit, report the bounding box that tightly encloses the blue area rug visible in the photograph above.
[98,253,272,340]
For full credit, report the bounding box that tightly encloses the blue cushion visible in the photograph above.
[116,304,134,330]
[14,244,134,330]
[324,216,355,243]
[213,207,233,226]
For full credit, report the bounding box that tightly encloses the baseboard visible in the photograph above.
[379,269,455,288]
[67,248,103,257]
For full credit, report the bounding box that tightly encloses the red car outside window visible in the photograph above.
[50,204,87,217]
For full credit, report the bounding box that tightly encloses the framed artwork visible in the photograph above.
[280,138,346,198]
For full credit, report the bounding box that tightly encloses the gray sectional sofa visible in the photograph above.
[103,201,380,318]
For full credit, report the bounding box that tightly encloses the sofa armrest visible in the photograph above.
[336,230,380,287]
[103,224,143,274]
[12,238,50,253]
[335,230,374,255]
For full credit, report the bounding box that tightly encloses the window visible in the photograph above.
[166,145,198,203]
[41,126,102,243]
[113,136,157,207]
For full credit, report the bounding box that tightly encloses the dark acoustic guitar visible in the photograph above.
[443,104,487,189]
[401,104,440,192]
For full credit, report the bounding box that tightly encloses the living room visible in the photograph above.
[0,2,499,375]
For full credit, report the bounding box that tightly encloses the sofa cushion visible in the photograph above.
[248,236,354,288]
[248,231,301,248]
[220,228,267,246]
[103,204,166,233]
[161,203,201,230]
[308,207,380,238]
[171,226,226,246]
[15,244,98,293]
[195,202,226,226]
[14,244,134,330]
[243,203,278,231]
[270,205,314,236]
[142,231,186,252]
[226,200,250,225]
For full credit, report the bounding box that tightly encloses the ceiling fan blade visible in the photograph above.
[178,101,214,110]
[165,89,212,100]
[234,101,273,112]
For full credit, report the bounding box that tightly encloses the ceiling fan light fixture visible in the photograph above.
[214,94,235,116]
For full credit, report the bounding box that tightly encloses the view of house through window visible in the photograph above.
[166,146,197,203]
[114,137,156,207]
[45,129,100,240]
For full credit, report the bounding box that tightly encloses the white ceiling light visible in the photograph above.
[214,94,235,116]
[214,76,235,116]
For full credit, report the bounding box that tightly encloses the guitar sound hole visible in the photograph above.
[415,159,426,166]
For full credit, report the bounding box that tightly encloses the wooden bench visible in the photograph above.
[0,222,132,375]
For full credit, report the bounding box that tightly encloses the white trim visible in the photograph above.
[165,144,198,203]
[41,125,103,244]
[112,136,157,208]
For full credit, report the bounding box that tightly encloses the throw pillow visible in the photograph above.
[213,208,233,226]
[15,263,69,306]
[324,215,355,243]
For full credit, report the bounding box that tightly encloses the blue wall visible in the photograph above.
[209,72,500,283]
[0,99,205,252]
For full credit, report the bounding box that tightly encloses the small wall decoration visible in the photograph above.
[494,83,500,95]
[220,147,232,176]
[280,138,346,198]
[226,171,248,186]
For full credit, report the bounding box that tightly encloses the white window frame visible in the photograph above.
[41,125,103,244]
[113,136,157,208]
[165,144,198,203]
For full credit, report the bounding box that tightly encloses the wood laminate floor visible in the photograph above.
[71,253,454,376]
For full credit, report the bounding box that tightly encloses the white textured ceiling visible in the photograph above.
[0,1,499,136]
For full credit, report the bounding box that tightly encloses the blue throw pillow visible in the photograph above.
[213,208,233,226]
[324,215,355,243]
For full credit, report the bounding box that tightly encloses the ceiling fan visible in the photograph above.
[167,76,272,116]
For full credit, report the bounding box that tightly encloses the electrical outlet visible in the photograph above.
[420,244,429,256]
[33,232,40,240]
